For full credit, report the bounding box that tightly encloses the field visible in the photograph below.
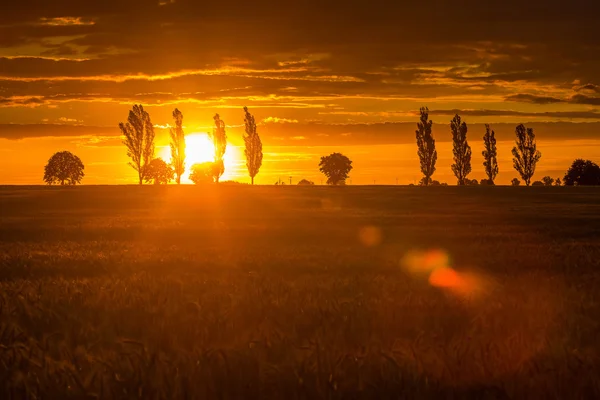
[1,185,600,399]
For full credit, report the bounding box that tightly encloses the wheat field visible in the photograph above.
[1,185,599,399]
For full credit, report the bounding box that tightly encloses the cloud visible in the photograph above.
[38,17,95,26]
[504,94,563,104]
[262,117,299,124]
[505,93,600,106]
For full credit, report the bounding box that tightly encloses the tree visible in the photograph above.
[243,107,263,184]
[43,151,84,185]
[298,179,314,185]
[512,124,541,186]
[563,159,600,186]
[532,181,544,186]
[511,178,521,186]
[466,178,479,186]
[482,124,498,184]
[555,177,562,186]
[189,162,216,185]
[169,108,186,184]
[480,179,493,185]
[120,104,155,185]
[144,158,174,185]
[211,114,227,183]
[415,107,437,186]
[450,114,472,185]
[319,152,353,185]
[542,176,554,186]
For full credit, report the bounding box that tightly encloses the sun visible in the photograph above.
[160,132,241,183]
[185,133,215,165]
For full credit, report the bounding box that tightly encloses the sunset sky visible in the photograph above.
[1,0,599,184]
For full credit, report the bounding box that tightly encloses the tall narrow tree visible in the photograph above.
[482,124,498,184]
[512,124,542,186]
[120,104,155,184]
[169,108,186,184]
[450,114,472,185]
[243,107,263,185]
[211,114,227,183]
[415,107,437,186]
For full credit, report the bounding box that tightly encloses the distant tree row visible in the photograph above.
[41,106,600,187]
[415,107,544,186]
[117,104,263,185]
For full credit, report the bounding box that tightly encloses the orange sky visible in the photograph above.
[1,1,599,184]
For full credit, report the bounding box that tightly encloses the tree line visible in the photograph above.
[42,106,600,186]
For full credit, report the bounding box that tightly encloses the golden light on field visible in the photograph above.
[160,133,241,183]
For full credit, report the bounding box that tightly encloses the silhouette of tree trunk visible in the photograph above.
[120,104,155,185]
[211,114,227,183]
[482,124,498,184]
[415,107,437,186]
[243,107,263,185]
[450,114,472,185]
[169,109,186,185]
[512,124,541,186]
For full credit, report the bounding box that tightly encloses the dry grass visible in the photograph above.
[1,185,599,399]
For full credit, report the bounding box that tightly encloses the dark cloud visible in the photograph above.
[504,94,564,104]
[431,109,600,120]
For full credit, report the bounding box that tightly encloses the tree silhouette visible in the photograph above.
[532,181,544,186]
[298,179,315,185]
[482,124,498,184]
[120,104,155,185]
[144,158,174,185]
[189,162,216,185]
[563,159,600,186]
[512,124,541,186]
[319,152,352,185]
[169,109,186,184]
[542,176,554,186]
[555,177,562,186]
[415,107,437,186]
[450,114,472,185]
[43,151,84,185]
[243,107,263,185]
[211,114,227,183]
[511,178,521,186]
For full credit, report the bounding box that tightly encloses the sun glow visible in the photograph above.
[161,133,241,183]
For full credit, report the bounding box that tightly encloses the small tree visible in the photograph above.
[555,177,562,186]
[43,151,84,185]
[120,104,155,184]
[563,159,600,186]
[211,114,227,183]
[482,124,498,184]
[189,162,216,185]
[450,114,472,185]
[532,181,544,186]
[542,176,554,186]
[511,178,521,186]
[319,152,353,185]
[144,158,174,185]
[169,108,186,184]
[512,124,541,186]
[243,107,263,184]
[298,179,314,185]
[415,107,437,186]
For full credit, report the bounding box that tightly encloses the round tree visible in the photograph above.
[144,158,174,185]
[189,162,215,184]
[563,159,600,186]
[43,151,85,185]
[319,152,353,185]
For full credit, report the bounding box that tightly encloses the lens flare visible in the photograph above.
[358,226,382,247]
